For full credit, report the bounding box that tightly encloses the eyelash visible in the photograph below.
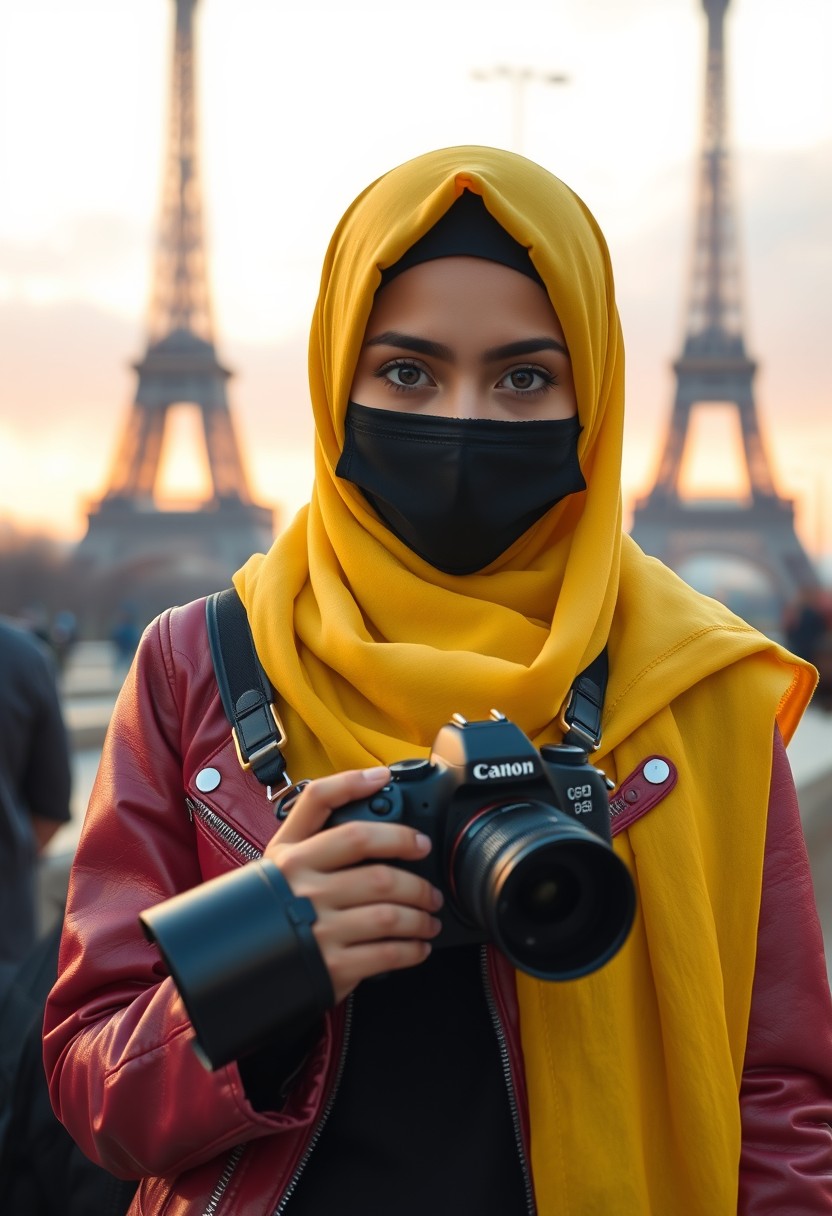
[374,359,560,397]
[374,359,433,393]
[498,366,559,397]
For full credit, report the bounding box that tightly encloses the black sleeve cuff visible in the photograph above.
[237,1018,324,1112]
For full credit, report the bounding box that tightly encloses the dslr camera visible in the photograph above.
[140,710,636,1070]
[325,711,636,980]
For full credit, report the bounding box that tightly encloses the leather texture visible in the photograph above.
[738,729,832,1212]
[42,598,832,1213]
[44,602,338,1214]
[608,754,678,833]
[43,600,528,1214]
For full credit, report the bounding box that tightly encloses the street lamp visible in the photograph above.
[471,65,569,154]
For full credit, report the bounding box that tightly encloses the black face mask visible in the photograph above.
[336,402,586,575]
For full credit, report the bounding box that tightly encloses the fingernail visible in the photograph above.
[415,832,432,852]
[431,886,444,909]
[362,766,390,781]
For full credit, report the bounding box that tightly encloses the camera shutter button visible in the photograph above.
[389,759,432,781]
[369,795,394,816]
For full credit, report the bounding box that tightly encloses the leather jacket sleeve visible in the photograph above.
[739,728,832,1211]
[42,610,334,1180]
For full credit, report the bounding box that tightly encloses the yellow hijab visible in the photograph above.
[235,146,815,1212]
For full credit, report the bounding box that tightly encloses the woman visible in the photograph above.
[44,147,832,1214]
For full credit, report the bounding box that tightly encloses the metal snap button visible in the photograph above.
[642,759,670,785]
[195,767,221,793]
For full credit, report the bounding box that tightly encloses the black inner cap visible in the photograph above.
[379,191,545,290]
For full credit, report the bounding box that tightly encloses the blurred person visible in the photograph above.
[109,605,142,682]
[0,917,138,1214]
[49,609,78,675]
[19,603,53,653]
[0,623,133,1211]
[0,618,71,972]
[44,148,832,1214]
[784,585,832,710]
[783,585,828,668]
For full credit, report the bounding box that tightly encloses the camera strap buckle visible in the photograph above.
[206,589,291,791]
[231,700,288,772]
[559,648,608,753]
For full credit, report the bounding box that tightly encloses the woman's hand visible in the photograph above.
[263,767,443,1004]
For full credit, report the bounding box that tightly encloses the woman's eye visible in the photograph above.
[497,366,558,395]
[375,360,434,391]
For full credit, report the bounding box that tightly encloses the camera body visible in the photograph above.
[328,711,635,979]
[139,710,636,1070]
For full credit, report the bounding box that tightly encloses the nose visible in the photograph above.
[442,379,490,420]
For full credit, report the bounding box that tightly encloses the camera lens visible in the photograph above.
[451,801,635,980]
[519,868,580,923]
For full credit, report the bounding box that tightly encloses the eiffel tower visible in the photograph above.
[630,0,817,607]
[79,0,274,582]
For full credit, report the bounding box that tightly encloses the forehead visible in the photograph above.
[365,256,564,340]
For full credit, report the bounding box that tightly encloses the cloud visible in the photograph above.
[0,213,149,289]
[0,299,141,435]
[0,295,313,537]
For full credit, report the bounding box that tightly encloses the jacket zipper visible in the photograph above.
[201,1143,246,1216]
[186,795,353,1216]
[272,994,354,1214]
[481,948,537,1216]
[201,957,532,1216]
[187,797,260,1216]
[186,796,262,862]
[187,834,529,1216]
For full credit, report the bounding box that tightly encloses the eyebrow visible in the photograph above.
[365,331,455,362]
[482,337,569,361]
[364,330,569,364]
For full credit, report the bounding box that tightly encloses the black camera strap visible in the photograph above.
[205,588,290,796]
[559,647,608,753]
[206,587,609,792]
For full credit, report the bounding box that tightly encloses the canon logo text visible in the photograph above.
[472,760,535,780]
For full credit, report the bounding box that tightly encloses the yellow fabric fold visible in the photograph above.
[234,146,815,1212]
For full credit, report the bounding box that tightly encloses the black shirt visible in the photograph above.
[285,945,530,1216]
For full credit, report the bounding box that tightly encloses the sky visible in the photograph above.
[0,0,830,562]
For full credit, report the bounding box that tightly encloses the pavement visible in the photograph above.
[40,641,832,977]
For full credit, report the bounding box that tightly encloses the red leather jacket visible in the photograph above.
[43,600,832,1214]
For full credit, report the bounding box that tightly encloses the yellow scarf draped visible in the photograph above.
[235,146,815,1212]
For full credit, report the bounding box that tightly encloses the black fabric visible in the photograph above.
[0,921,137,1215]
[562,647,609,751]
[286,945,529,1216]
[380,191,545,290]
[140,860,334,1070]
[205,590,287,789]
[337,402,585,575]
[0,622,71,966]
[239,1018,324,1112]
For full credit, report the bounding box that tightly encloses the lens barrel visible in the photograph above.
[452,800,635,980]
